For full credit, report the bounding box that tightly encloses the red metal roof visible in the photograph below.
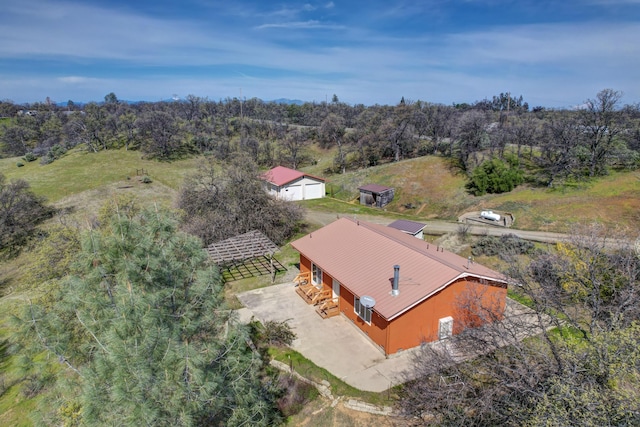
[262,166,325,186]
[291,217,506,321]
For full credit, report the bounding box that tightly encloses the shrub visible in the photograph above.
[471,233,535,258]
[264,320,297,346]
[16,162,24,167]
[252,319,297,347]
[466,156,524,196]
[23,152,37,162]
[141,175,152,184]
[40,144,67,165]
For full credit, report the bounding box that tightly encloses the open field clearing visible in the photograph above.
[0,149,199,202]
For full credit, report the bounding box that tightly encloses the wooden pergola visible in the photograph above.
[206,230,286,282]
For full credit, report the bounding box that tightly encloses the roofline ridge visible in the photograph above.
[348,218,466,273]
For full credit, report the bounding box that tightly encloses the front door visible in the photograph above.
[332,278,341,299]
[312,263,322,285]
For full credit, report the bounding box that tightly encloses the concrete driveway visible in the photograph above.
[236,282,416,393]
[237,282,545,393]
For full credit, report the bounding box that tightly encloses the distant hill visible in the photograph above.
[55,98,307,107]
[55,100,140,107]
[270,98,305,105]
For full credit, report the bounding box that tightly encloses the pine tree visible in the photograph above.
[20,207,278,426]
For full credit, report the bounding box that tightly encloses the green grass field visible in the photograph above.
[0,148,200,202]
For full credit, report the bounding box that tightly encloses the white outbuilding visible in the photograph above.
[261,166,326,201]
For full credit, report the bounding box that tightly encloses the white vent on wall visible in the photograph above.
[438,316,453,340]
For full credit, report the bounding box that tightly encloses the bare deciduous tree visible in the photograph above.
[580,89,624,177]
[319,113,347,173]
[279,128,310,170]
[177,157,304,246]
[0,173,54,255]
[401,224,640,426]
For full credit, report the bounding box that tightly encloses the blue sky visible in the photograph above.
[1,0,638,108]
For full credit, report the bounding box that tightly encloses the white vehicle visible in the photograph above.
[480,210,501,221]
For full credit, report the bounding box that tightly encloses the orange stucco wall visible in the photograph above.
[299,256,312,276]
[386,279,507,354]
[297,254,507,356]
[339,286,388,353]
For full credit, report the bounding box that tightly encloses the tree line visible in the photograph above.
[2,89,639,192]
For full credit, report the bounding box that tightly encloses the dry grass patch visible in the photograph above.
[0,149,200,202]
[477,171,640,232]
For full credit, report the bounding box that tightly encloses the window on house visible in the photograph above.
[354,297,372,324]
[312,263,322,285]
[438,316,453,340]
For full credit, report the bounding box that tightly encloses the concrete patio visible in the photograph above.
[236,282,544,393]
[236,282,417,393]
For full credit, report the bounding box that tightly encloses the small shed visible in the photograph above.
[358,184,394,208]
[387,219,427,239]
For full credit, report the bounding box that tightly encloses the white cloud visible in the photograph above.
[57,76,102,84]
[442,22,640,67]
[255,20,344,30]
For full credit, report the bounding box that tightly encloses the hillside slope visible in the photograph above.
[302,156,640,233]
[1,149,638,233]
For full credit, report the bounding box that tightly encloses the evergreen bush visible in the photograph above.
[467,156,524,196]
[23,152,37,162]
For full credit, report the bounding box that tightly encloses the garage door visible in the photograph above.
[304,183,323,200]
[284,184,302,200]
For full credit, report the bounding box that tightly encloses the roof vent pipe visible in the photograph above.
[392,265,400,296]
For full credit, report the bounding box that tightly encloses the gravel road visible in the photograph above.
[305,209,570,244]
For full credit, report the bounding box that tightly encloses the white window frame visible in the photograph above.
[312,263,323,285]
[438,316,453,340]
[354,297,372,324]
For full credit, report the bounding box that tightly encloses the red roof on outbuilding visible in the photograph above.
[291,217,506,320]
[262,166,325,186]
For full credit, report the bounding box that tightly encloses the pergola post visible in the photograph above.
[270,253,275,284]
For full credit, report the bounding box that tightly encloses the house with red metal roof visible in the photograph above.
[261,166,325,201]
[290,217,508,356]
